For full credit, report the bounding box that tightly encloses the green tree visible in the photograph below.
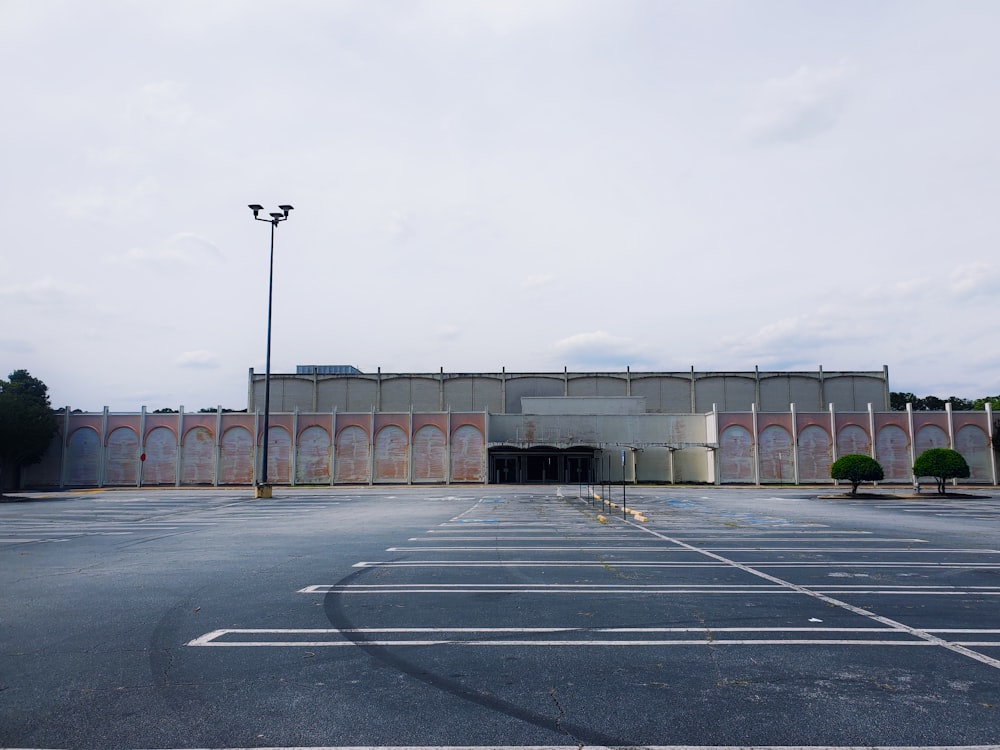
[913,448,970,495]
[830,454,885,496]
[0,370,59,494]
[973,396,1000,411]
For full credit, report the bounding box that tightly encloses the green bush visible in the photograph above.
[830,454,884,496]
[913,448,970,494]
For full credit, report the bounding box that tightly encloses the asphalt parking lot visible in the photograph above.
[1,484,999,749]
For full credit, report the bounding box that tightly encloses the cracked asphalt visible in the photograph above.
[1,485,999,748]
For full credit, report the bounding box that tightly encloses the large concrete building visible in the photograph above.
[20,366,999,489]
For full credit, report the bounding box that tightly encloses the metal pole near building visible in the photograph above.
[622,449,627,519]
[248,203,294,499]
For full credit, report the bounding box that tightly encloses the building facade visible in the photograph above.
[19,367,999,488]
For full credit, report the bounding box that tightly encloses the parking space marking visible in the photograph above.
[351,559,1000,569]
[299,582,1000,595]
[187,625,1000,648]
[93,746,1000,750]
[627,516,1000,670]
[13,746,1000,750]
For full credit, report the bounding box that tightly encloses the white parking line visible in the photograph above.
[10,744,1000,750]
[626,517,1000,671]
[300,583,1000,595]
[386,546,986,553]
[351,560,1000,568]
[187,625,1000,648]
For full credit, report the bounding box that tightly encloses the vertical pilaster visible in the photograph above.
[483,406,490,484]
[329,408,337,486]
[829,402,837,462]
[60,406,71,489]
[986,404,997,485]
[751,402,760,487]
[214,407,222,487]
[906,402,916,483]
[868,403,877,461]
[790,403,799,485]
[176,407,184,487]
[253,409,260,485]
[446,408,452,485]
[99,406,108,488]
[369,407,375,486]
[946,401,955,448]
[137,406,147,487]
[946,401,956,488]
[291,407,299,486]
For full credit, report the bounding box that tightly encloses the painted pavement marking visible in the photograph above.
[187,625,1000,648]
[623,514,1000,671]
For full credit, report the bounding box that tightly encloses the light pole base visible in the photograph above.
[254,484,273,499]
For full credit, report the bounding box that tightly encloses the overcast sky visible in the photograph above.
[2,1,998,412]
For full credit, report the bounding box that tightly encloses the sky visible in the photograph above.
[2,0,999,412]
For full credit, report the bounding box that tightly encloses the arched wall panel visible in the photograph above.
[719,425,753,483]
[916,425,949,454]
[837,424,870,457]
[262,427,292,484]
[182,427,216,485]
[797,425,831,482]
[297,426,331,484]
[412,425,446,482]
[876,425,910,482]
[143,427,176,485]
[220,427,253,485]
[105,427,138,486]
[67,427,101,486]
[374,425,408,482]
[758,425,792,483]
[956,425,991,481]
[451,424,484,482]
[335,426,370,484]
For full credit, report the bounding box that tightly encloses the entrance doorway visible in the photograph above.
[489,448,596,484]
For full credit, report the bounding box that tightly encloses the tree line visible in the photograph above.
[891,392,1000,411]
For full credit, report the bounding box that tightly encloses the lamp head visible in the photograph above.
[269,212,284,221]
[278,204,294,217]
[248,204,264,218]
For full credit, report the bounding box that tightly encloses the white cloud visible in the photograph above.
[725,314,858,367]
[54,178,160,222]
[127,81,193,130]
[106,233,224,267]
[434,325,462,342]
[521,274,554,288]
[949,262,1000,298]
[175,350,221,369]
[0,338,34,354]
[740,60,856,144]
[551,331,650,369]
[0,277,84,305]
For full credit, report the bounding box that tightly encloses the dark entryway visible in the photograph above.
[489,447,596,484]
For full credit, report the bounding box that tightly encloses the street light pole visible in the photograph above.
[248,203,293,499]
